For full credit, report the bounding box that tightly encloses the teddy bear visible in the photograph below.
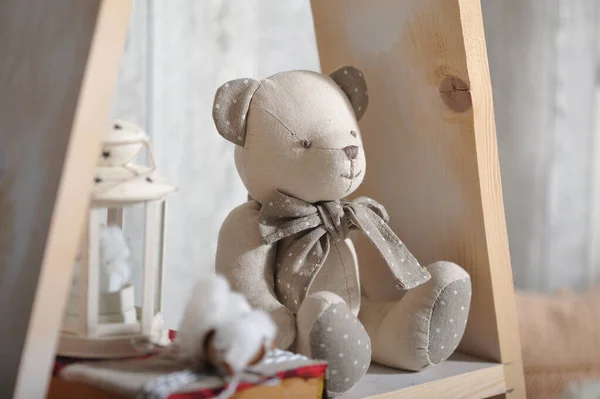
[212,66,472,396]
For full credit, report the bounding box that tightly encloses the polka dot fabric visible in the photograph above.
[309,302,371,395]
[328,66,369,121]
[258,190,431,313]
[428,277,472,364]
[212,78,260,146]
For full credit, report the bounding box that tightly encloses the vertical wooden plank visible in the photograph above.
[545,0,597,291]
[481,0,559,291]
[589,3,600,287]
[0,1,132,397]
[311,0,524,397]
[458,2,526,395]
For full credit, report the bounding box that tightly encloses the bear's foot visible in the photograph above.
[296,291,371,397]
[360,261,472,371]
[427,268,472,364]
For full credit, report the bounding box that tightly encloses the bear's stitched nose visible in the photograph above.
[343,145,359,160]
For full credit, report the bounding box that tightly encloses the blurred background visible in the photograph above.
[110,0,600,328]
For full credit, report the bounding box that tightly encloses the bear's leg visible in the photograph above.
[359,261,471,371]
[296,291,371,396]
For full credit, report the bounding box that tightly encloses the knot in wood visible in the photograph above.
[439,76,472,113]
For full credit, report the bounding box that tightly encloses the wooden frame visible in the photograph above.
[0,0,132,397]
[311,0,525,398]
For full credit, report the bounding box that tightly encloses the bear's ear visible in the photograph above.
[329,66,369,121]
[212,78,260,146]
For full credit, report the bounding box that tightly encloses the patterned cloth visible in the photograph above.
[138,350,314,399]
[55,348,327,399]
[140,370,200,399]
[258,191,431,312]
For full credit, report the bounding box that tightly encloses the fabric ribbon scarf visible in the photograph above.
[258,191,431,312]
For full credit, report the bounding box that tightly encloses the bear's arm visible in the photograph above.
[216,200,295,348]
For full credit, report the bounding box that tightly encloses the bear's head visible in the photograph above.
[212,66,368,204]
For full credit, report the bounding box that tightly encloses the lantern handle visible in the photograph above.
[143,139,157,173]
[101,135,156,174]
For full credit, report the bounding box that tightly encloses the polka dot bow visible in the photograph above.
[258,191,431,312]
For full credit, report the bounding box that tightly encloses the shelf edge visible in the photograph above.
[362,364,506,399]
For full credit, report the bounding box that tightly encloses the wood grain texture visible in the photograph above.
[0,0,131,397]
[342,360,505,399]
[311,0,524,397]
[457,2,525,396]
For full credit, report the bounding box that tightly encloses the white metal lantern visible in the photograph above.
[58,120,177,358]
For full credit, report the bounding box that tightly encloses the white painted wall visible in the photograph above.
[112,0,600,327]
[112,0,319,327]
[482,0,600,292]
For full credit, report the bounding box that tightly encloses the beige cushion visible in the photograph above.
[517,286,600,399]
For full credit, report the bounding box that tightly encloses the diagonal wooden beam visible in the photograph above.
[0,1,132,397]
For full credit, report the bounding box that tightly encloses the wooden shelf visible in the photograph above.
[341,353,505,399]
[2,0,525,397]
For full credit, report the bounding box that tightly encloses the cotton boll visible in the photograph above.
[176,274,234,365]
[100,224,131,264]
[226,292,252,319]
[176,274,277,373]
[97,224,132,293]
[209,309,277,374]
[99,259,132,293]
[70,224,133,295]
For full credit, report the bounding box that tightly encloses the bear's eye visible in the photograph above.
[302,140,312,148]
[350,130,357,138]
